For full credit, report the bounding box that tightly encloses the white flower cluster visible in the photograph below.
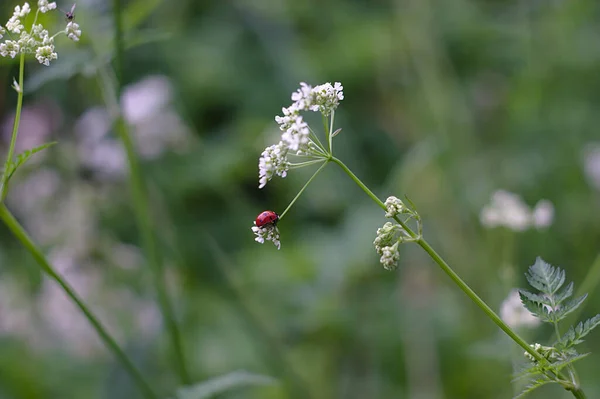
[258,143,289,189]
[251,223,281,250]
[258,82,344,188]
[499,289,540,329]
[384,196,406,218]
[0,2,81,67]
[480,190,554,232]
[373,222,405,270]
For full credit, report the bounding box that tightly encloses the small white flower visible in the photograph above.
[379,241,400,271]
[289,82,344,116]
[500,290,540,329]
[373,221,404,258]
[0,40,20,58]
[37,0,57,13]
[384,196,405,218]
[0,25,5,39]
[66,21,81,42]
[6,15,24,34]
[35,44,57,66]
[280,114,310,153]
[251,223,281,249]
[14,3,31,18]
[258,142,289,189]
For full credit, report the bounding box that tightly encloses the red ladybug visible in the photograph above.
[255,210,279,228]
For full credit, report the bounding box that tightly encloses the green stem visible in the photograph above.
[98,68,190,384]
[112,0,125,94]
[1,53,25,201]
[279,160,328,219]
[332,156,589,398]
[329,157,542,360]
[0,204,157,399]
[114,116,190,384]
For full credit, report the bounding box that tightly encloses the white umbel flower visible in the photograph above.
[258,143,289,189]
[0,40,20,58]
[384,196,406,218]
[37,0,57,13]
[35,44,57,66]
[14,3,31,18]
[251,223,281,250]
[500,290,540,329]
[379,242,400,271]
[66,21,81,42]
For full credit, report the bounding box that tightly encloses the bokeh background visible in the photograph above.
[1,0,600,398]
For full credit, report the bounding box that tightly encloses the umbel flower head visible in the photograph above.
[0,1,82,66]
[258,82,344,189]
[251,222,281,250]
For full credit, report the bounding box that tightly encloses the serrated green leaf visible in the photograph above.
[559,314,600,349]
[549,353,590,373]
[554,281,574,306]
[519,289,552,307]
[513,378,555,399]
[555,294,588,320]
[525,257,565,295]
[519,291,554,322]
[175,371,276,399]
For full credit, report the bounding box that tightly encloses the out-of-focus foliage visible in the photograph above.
[1,0,600,398]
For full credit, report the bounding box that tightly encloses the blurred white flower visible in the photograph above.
[583,143,600,191]
[500,290,540,329]
[120,75,193,159]
[480,190,554,231]
[532,199,554,229]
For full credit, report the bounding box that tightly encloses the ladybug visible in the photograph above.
[255,210,279,228]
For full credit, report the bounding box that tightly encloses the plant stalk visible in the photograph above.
[0,204,158,399]
[1,53,25,201]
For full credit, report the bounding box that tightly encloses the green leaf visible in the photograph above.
[175,371,276,399]
[2,142,57,184]
[549,352,590,373]
[559,314,600,348]
[519,291,554,323]
[554,281,574,306]
[554,294,588,320]
[525,257,565,295]
[519,289,552,307]
[514,378,555,399]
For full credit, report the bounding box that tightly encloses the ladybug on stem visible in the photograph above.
[255,210,279,228]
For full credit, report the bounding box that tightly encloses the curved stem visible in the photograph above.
[330,157,541,359]
[279,160,328,219]
[98,67,190,384]
[331,156,588,398]
[0,204,158,399]
[1,53,25,201]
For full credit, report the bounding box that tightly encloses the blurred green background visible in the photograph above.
[1,0,600,398]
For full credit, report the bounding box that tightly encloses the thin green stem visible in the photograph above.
[330,157,542,360]
[98,68,190,384]
[331,155,587,398]
[328,111,335,154]
[279,160,328,219]
[112,0,125,95]
[1,53,25,201]
[0,204,158,399]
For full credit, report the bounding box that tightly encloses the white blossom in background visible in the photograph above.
[500,290,541,329]
[480,190,554,231]
[583,143,600,191]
